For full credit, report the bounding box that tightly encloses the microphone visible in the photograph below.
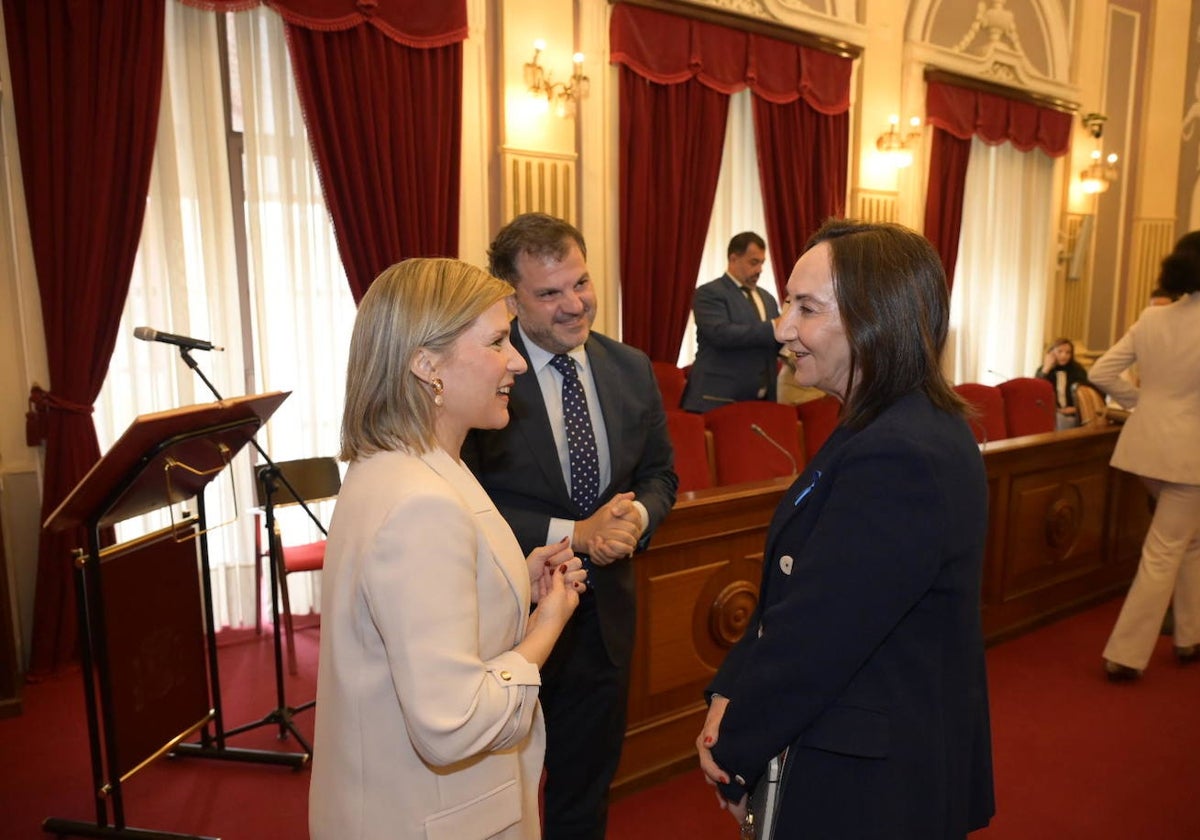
[750,423,798,476]
[134,326,224,352]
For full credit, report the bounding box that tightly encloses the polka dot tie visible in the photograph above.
[549,353,600,515]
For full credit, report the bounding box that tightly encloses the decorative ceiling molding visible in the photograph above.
[905,0,1077,106]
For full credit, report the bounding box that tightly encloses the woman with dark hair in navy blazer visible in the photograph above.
[696,219,995,839]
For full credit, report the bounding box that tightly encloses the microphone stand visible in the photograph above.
[176,347,322,762]
[751,423,799,476]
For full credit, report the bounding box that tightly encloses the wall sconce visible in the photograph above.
[875,115,922,168]
[1079,112,1119,194]
[524,40,589,118]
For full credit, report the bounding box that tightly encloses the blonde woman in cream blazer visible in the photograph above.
[1089,233,1200,681]
[309,259,584,840]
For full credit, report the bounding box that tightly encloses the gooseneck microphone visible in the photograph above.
[750,423,798,476]
[134,326,224,352]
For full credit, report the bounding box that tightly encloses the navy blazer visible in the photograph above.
[463,327,678,667]
[681,274,782,412]
[709,391,994,838]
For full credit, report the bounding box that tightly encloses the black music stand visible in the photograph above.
[42,392,293,840]
[172,348,325,755]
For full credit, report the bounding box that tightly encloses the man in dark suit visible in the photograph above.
[680,231,782,412]
[464,213,678,840]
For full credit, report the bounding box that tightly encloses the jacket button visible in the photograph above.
[734,774,746,786]
[500,670,512,681]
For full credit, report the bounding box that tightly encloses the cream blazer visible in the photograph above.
[309,447,544,840]
[1089,292,1200,485]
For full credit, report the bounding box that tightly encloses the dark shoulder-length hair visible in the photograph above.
[1158,231,1200,297]
[805,218,966,429]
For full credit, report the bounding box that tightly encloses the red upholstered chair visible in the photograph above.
[652,361,687,410]
[664,410,715,492]
[953,383,1008,444]
[794,394,841,462]
[703,401,804,486]
[997,377,1057,438]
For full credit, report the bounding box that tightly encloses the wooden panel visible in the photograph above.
[611,423,1148,797]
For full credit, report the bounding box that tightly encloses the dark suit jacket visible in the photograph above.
[709,391,995,838]
[681,274,782,412]
[463,327,678,667]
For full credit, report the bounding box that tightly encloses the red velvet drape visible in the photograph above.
[610,3,852,359]
[922,127,973,291]
[4,0,165,674]
[753,97,848,300]
[617,69,729,362]
[285,23,463,301]
[922,80,1073,287]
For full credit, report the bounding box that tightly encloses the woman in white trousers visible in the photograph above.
[1090,232,1200,680]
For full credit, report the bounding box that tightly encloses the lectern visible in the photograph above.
[42,392,290,840]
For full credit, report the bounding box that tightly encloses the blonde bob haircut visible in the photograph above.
[339,258,513,461]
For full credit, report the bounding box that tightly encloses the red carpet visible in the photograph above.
[3,597,1198,839]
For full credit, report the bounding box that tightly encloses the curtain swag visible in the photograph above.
[925,80,1072,158]
[177,0,467,47]
[609,3,851,113]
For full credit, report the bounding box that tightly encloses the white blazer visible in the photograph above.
[309,447,544,840]
[1089,292,1200,485]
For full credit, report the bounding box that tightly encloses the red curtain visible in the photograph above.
[922,80,1072,287]
[752,97,848,301]
[285,24,463,301]
[186,0,468,301]
[4,0,165,674]
[610,3,852,359]
[617,68,729,362]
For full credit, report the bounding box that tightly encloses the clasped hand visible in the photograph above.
[573,491,641,565]
[526,537,588,603]
[696,695,749,825]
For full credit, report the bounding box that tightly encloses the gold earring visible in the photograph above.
[432,377,444,406]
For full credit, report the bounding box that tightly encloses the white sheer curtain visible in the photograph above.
[233,9,355,617]
[676,89,775,367]
[95,4,352,628]
[96,2,253,628]
[946,137,1056,386]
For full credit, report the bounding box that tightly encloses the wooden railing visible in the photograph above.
[612,421,1147,797]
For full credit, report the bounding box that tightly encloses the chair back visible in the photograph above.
[255,457,342,509]
[953,383,1008,444]
[997,377,1056,437]
[652,362,687,410]
[794,394,841,461]
[703,401,804,486]
[1072,383,1108,426]
[665,410,714,493]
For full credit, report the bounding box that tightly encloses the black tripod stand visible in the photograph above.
[173,347,322,764]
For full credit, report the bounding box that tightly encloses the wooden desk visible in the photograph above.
[611,422,1146,796]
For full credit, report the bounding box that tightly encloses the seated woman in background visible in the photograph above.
[1036,337,1091,430]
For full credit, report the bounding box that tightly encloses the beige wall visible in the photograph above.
[0,0,1192,669]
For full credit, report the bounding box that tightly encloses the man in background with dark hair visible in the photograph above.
[464,212,677,839]
[681,231,782,413]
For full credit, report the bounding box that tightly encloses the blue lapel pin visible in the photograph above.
[794,470,822,506]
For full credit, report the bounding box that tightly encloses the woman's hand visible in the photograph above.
[1042,350,1056,374]
[697,695,745,821]
[527,565,580,635]
[527,538,586,602]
